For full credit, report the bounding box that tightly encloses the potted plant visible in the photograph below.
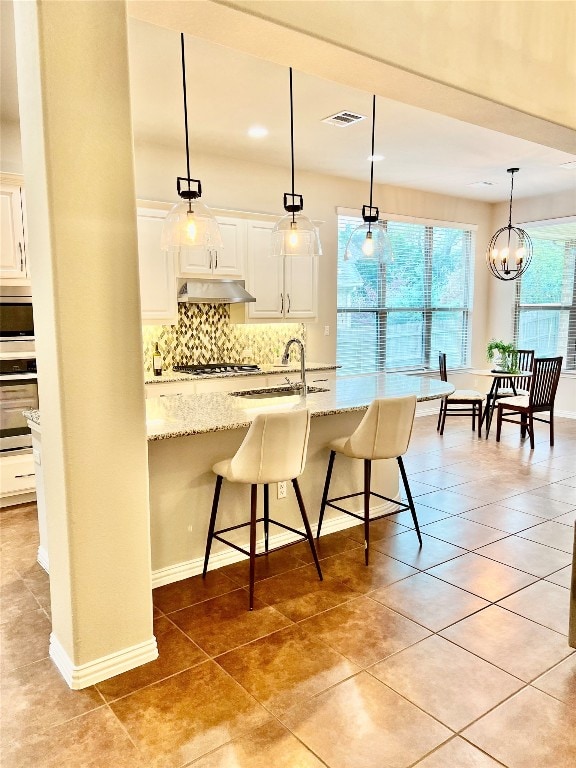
[486,339,519,373]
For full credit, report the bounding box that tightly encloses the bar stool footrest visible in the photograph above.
[213,517,310,559]
[325,490,410,523]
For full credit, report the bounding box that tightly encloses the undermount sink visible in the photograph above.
[230,385,329,399]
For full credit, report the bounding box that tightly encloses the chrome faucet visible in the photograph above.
[282,338,307,395]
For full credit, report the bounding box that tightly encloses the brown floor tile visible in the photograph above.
[532,655,576,707]
[476,535,572,577]
[280,671,451,768]
[217,624,358,715]
[372,531,467,570]
[414,737,503,767]
[517,520,575,552]
[404,478,439,497]
[344,517,408,544]
[410,468,468,489]
[290,529,363,563]
[0,573,39,623]
[463,686,576,768]
[188,719,325,767]
[319,546,417,595]
[96,616,208,701]
[416,489,484,514]
[1,607,50,672]
[500,492,576,519]
[450,479,522,503]
[168,588,292,656]
[531,483,576,506]
[398,503,455,526]
[460,503,542,533]
[440,605,574,682]
[371,571,489,631]
[546,566,573,589]
[497,580,572,636]
[110,661,269,767]
[427,552,536,602]
[0,542,40,574]
[298,595,430,667]
[152,570,238,614]
[221,547,307,586]
[253,562,361,621]
[371,635,523,731]
[421,517,507,549]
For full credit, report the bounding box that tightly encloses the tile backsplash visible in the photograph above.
[142,303,306,373]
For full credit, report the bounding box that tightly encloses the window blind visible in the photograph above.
[337,214,475,375]
[513,220,576,370]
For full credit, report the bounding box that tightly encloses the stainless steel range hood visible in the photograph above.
[177,279,256,304]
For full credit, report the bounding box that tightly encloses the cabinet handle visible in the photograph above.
[280,293,284,313]
[18,242,24,272]
[209,250,213,270]
[215,250,218,269]
[287,293,291,313]
[15,473,35,479]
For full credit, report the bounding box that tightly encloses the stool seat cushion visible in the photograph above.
[213,459,233,479]
[447,389,484,401]
[497,388,529,397]
[328,436,354,457]
[499,395,530,410]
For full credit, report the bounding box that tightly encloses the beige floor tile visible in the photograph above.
[414,737,503,767]
[440,605,574,682]
[427,552,536,601]
[315,547,416,595]
[280,672,451,768]
[500,492,576,519]
[517,520,575,552]
[476,535,572,577]
[531,483,576,506]
[110,661,269,767]
[0,607,51,672]
[0,706,144,768]
[553,509,576,526]
[532,655,576,707]
[409,468,468,489]
[217,624,358,715]
[545,566,573,589]
[96,616,208,701]
[497,580,572,635]
[188,720,325,767]
[371,571,489,631]
[416,489,485,514]
[372,531,467,570]
[370,635,523,730]
[167,588,292,656]
[421,517,507,549]
[555,475,576,487]
[450,480,522,503]
[298,595,430,667]
[152,570,238,613]
[460,503,543,533]
[463,686,576,768]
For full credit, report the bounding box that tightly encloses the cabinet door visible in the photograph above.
[137,208,178,325]
[246,221,284,319]
[213,217,244,276]
[0,182,27,280]
[284,255,318,319]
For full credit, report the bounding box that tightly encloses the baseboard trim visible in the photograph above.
[151,499,401,589]
[556,409,576,420]
[49,632,158,690]
[37,545,49,572]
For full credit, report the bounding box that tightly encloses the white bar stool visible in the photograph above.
[317,395,422,565]
[202,408,322,610]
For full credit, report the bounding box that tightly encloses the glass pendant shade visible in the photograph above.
[271,212,322,257]
[161,199,223,252]
[345,221,394,264]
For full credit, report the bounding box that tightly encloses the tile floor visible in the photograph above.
[1,414,575,767]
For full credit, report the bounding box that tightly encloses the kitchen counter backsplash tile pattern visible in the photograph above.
[142,304,305,373]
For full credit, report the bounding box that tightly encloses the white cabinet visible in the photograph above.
[0,450,36,506]
[178,216,244,278]
[0,177,28,283]
[245,220,318,321]
[137,207,178,325]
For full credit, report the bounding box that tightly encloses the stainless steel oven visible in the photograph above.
[0,358,38,452]
[0,285,35,356]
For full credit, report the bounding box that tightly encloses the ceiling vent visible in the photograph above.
[466,181,496,188]
[322,111,366,127]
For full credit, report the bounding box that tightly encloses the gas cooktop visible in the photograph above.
[172,363,260,376]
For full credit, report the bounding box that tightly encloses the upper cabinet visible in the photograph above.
[137,206,178,325]
[0,176,29,284]
[178,215,244,278]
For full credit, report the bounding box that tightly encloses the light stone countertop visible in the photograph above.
[24,372,453,440]
[144,362,338,385]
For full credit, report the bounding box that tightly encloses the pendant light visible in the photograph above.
[161,33,222,255]
[486,168,533,281]
[345,95,394,264]
[271,68,321,257]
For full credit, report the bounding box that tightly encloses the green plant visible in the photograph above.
[486,339,519,373]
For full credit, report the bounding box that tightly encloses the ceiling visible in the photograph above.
[2,6,575,204]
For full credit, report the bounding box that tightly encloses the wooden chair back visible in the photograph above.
[438,352,448,383]
[511,349,534,391]
[529,357,563,409]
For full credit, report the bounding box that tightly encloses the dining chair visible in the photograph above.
[496,356,563,449]
[437,352,484,437]
[493,349,535,400]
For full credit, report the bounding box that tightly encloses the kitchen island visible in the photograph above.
[26,371,453,586]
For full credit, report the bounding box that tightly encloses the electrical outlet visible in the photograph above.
[324,325,330,336]
[277,481,287,499]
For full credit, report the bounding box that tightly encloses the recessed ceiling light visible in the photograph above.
[368,154,384,162]
[467,181,495,188]
[248,125,268,139]
[560,160,576,170]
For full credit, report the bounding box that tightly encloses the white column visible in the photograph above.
[13,0,156,688]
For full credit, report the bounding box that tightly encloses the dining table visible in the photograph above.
[469,369,533,438]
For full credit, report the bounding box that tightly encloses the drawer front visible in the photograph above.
[0,452,36,495]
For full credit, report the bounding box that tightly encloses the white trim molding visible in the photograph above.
[49,633,158,690]
[36,544,49,572]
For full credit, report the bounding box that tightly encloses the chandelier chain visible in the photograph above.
[289,67,295,223]
[180,33,191,199]
[368,95,376,229]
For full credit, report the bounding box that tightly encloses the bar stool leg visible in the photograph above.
[477,403,482,438]
[292,478,323,581]
[202,475,223,578]
[496,404,503,442]
[436,399,443,432]
[249,484,258,610]
[439,398,448,435]
[364,460,371,566]
[264,484,270,553]
[398,456,422,547]
[317,450,335,539]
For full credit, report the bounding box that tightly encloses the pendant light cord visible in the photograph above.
[368,94,376,233]
[508,169,515,228]
[289,67,295,224]
[180,33,191,201]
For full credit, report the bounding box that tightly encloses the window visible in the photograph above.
[337,213,475,374]
[514,219,576,370]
